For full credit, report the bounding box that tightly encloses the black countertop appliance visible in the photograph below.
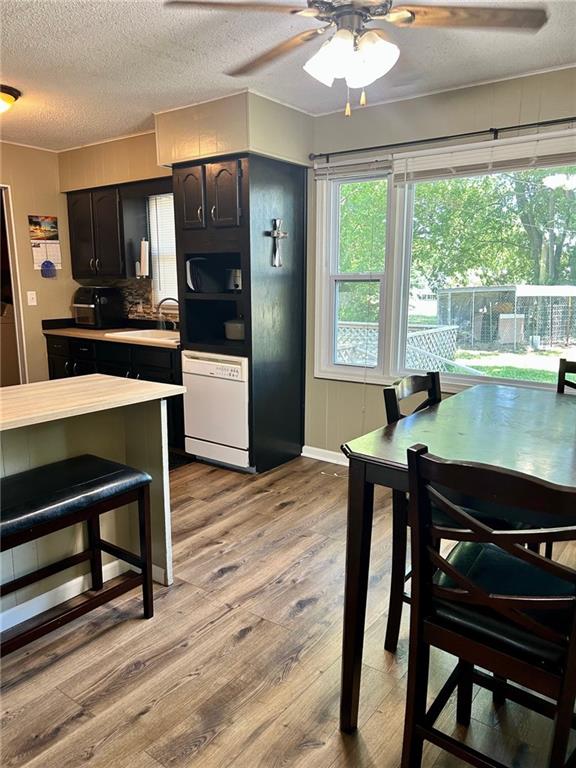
[72,286,124,328]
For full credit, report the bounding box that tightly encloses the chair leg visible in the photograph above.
[548,671,576,767]
[545,541,554,559]
[138,484,154,619]
[456,661,474,727]
[385,490,408,653]
[86,515,103,591]
[492,674,507,708]
[401,639,430,768]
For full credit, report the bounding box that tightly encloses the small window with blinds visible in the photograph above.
[315,175,389,379]
[148,194,178,308]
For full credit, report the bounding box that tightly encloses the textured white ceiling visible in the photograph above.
[1,0,575,151]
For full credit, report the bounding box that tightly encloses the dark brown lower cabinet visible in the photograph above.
[45,335,184,450]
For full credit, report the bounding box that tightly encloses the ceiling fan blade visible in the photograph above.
[228,26,329,76]
[164,0,317,15]
[382,4,548,30]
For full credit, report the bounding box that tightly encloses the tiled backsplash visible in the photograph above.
[106,278,179,321]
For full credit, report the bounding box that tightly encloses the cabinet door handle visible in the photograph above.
[90,258,95,272]
[72,362,78,376]
[64,360,71,376]
[210,205,216,222]
[197,205,203,222]
[95,258,101,272]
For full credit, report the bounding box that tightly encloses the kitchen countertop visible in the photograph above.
[0,374,186,431]
[43,327,180,349]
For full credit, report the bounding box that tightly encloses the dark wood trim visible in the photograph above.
[100,539,144,570]
[0,550,92,596]
[339,457,375,733]
[0,573,143,657]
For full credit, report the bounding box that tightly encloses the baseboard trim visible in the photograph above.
[0,560,169,631]
[301,445,349,467]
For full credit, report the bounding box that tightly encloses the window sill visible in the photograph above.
[313,367,559,394]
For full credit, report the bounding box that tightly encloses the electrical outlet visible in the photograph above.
[27,291,37,306]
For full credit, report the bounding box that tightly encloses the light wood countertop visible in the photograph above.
[0,374,186,431]
[43,327,180,349]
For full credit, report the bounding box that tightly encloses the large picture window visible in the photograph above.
[402,167,576,384]
[315,135,576,389]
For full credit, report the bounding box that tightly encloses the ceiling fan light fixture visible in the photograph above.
[303,28,354,87]
[345,31,400,89]
[0,85,22,114]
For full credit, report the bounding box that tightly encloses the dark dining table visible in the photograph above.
[339,383,576,733]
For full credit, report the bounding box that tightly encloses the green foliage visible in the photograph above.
[335,167,576,325]
[456,364,558,384]
[336,281,380,323]
[412,166,576,290]
[338,179,387,274]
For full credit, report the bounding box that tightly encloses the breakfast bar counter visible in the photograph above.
[0,374,185,431]
[0,375,185,632]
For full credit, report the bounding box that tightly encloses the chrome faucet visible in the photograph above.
[156,297,179,331]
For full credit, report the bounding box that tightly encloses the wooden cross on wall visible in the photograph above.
[264,218,288,268]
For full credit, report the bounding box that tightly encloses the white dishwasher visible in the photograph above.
[182,351,251,469]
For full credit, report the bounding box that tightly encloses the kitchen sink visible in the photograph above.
[105,329,180,345]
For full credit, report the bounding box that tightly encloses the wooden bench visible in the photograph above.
[0,454,153,656]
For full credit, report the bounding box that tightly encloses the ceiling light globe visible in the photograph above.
[303,29,354,87]
[0,86,22,113]
[0,93,16,113]
[345,31,400,89]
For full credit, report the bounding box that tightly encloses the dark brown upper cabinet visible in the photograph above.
[68,187,123,279]
[67,191,95,278]
[207,160,241,228]
[174,159,242,235]
[92,188,123,277]
[67,178,171,281]
[178,166,206,230]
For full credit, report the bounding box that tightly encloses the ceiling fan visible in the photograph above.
[165,1,548,114]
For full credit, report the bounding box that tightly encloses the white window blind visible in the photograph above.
[314,156,393,180]
[392,129,576,183]
[148,193,178,306]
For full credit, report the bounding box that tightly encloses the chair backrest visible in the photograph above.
[384,372,441,424]
[558,358,576,394]
[407,444,576,653]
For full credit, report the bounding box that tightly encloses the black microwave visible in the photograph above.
[72,286,124,328]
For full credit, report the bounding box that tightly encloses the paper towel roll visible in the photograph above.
[140,239,149,277]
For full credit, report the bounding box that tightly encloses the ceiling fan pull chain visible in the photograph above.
[345,86,352,118]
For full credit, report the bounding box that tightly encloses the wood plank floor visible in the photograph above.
[2,457,574,768]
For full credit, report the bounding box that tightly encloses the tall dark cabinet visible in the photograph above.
[174,154,306,473]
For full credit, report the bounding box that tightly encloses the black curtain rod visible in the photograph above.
[309,115,576,162]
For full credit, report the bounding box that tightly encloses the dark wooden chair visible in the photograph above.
[558,358,576,394]
[383,372,442,652]
[383,372,442,425]
[401,444,576,768]
[0,454,154,656]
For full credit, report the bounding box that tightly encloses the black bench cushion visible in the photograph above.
[1,455,151,540]
[432,542,576,672]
